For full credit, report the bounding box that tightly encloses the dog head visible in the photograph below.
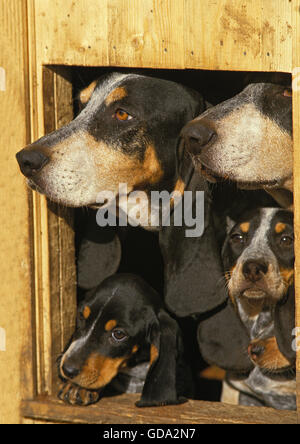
[59,273,186,407]
[248,336,293,372]
[223,208,294,305]
[16,73,203,210]
[181,83,293,192]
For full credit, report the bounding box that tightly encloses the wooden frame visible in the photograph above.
[0,0,299,424]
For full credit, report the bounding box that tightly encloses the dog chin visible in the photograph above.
[241,289,267,300]
[236,179,282,190]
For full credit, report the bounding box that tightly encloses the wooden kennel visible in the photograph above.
[0,0,299,424]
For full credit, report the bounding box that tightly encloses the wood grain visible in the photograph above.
[21,395,297,424]
[33,0,292,72]
[108,0,185,68]
[42,67,77,395]
[185,0,292,72]
[292,0,300,423]
[34,0,109,66]
[0,0,35,424]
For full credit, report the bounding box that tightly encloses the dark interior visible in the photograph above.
[56,67,291,402]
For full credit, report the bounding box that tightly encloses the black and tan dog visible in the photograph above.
[198,208,296,410]
[16,72,237,318]
[181,83,293,208]
[58,274,192,407]
[17,72,204,209]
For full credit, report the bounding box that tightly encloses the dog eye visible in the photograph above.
[111,329,128,342]
[280,235,293,247]
[230,233,245,244]
[114,109,132,121]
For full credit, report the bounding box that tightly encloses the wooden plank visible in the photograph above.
[27,10,77,400]
[0,0,36,423]
[43,67,77,394]
[34,0,109,66]
[21,395,297,424]
[107,0,185,68]
[32,0,292,72]
[260,0,292,71]
[292,0,300,424]
[185,0,292,72]
[27,0,52,396]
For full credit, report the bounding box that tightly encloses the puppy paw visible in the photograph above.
[58,383,100,406]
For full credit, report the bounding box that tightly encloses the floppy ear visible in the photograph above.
[274,285,296,364]
[226,216,236,234]
[197,299,253,372]
[77,211,121,290]
[160,173,228,317]
[136,310,187,407]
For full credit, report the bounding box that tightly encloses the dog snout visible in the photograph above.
[242,260,268,283]
[61,362,80,380]
[16,148,49,177]
[181,121,216,155]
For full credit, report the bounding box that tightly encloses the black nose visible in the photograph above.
[249,344,265,359]
[62,363,80,380]
[181,122,216,155]
[16,149,49,177]
[242,260,268,282]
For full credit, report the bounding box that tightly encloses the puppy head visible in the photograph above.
[59,274,161,390]
[248,336,293,372]
[223,208,294,305]
[16,73,203,208]
[181,83,293,190]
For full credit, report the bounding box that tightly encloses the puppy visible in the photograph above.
[222,207,296,410]
[198,207,296,410]
[181,83,293,208]
[58,274,192,407]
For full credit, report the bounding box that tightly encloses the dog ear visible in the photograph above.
[160,174,228,317]
[136,310,187,407]
[197,299,253,372]
[77,211,121,290]
[274,285,296,364]
[226,216,236,234]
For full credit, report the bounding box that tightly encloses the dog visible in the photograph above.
[16,71,238,319]
[198,207,296,410]
[181,83,293,208]
[58,273,192,407]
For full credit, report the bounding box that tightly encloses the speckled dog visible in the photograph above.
[223,208,296,410]
[198,207,296,410]
[181,83,293,208]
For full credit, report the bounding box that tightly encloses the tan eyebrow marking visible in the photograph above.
[105,319,117,331]
[83,306,91,320]
[79,80,98,104]
[105,87,127,106]
[275,222,286,234]
[240,222,250,233]
[283,89,292,98]
[150,344,159,365]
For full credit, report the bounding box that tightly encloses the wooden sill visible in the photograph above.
[21,394,298,425]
